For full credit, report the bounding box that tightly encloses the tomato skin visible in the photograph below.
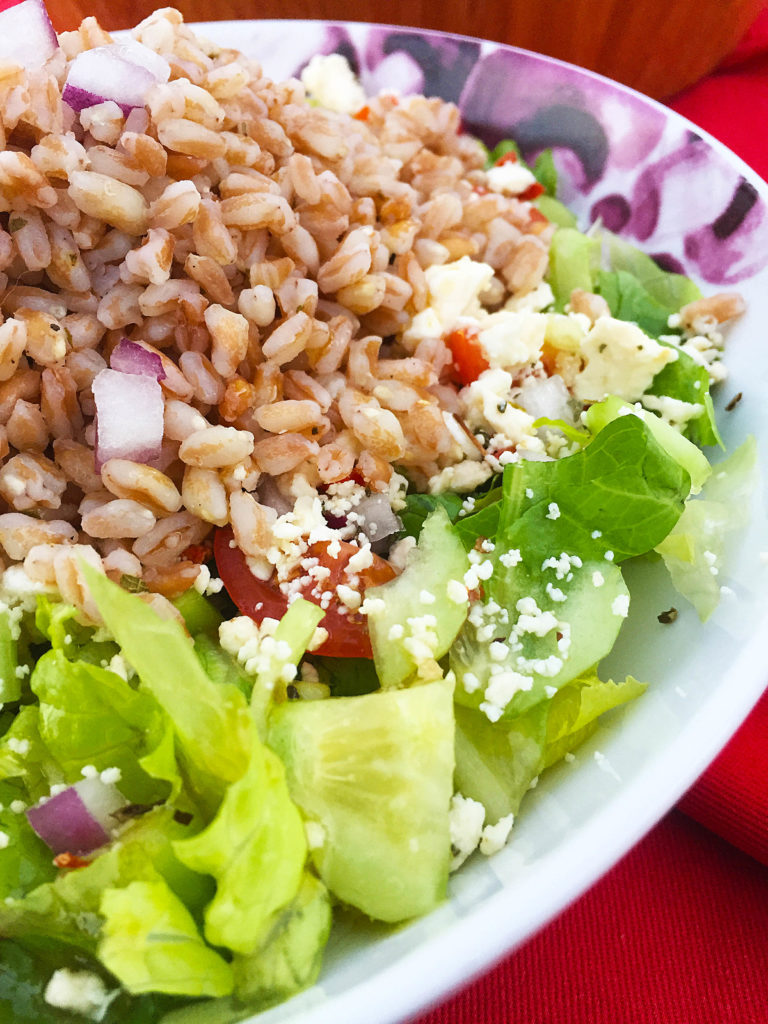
[446,327,490,386]
[520,181,546,201]
[214,528,396,658]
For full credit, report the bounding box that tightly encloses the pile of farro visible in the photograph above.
[0,6,570,616]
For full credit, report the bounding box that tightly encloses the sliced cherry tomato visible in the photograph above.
[493,150,518,166]
[446,326,490,386]
[520,181,546,201]
[214,528,397,658]
[53,852,90,870]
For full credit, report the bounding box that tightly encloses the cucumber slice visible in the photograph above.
[267,680,454,923]
[366,507,469,688]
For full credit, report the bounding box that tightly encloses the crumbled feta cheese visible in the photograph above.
[479,812,515,856]
[611,594,630,618]
[429,459,493,494]
[446,579,468,604]
[449,793,486,870]
[592,571,605,587]
[44,968,114,1020]
[475,309,548,369]
[546,502,561,520]
[0,831,9,850]
[499,549,522,569]
[300,53,367,114]
[481,668,534,720]
[336,583,361,612]
[99,767,122,786]
[572,317,677,402]
[462,367,537,444]
[403,257,495,346]
[486,160,537,196]
[641,393,705,430]
[462,671,481,693]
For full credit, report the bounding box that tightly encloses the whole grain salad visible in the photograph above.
[0,3,753,1021]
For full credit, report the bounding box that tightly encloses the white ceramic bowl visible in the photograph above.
[174,21,768,1024]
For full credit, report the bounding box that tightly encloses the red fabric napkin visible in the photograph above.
[415,12,768,1023]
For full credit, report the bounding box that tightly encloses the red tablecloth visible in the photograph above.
[416,12,768,1023]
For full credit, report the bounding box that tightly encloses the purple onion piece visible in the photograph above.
[353,493,402,543]
[92,368,164,470]
[26,787,110,855]
[63,46,157,113]
[110,338,166,380]
[0,0,58,70]
[257,476,294,517]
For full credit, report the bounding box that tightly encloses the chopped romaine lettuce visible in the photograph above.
[174,739,307,956]
[99,879,233,998]
[231,873,331,1010]
[455,671,646,823]
[656,437,757,619]
[30,650,169,806]
[82,567,252,816]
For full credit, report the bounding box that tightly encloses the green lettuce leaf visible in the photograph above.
[460,415,691,563]
[656,437,757,619]
[455,672,646,822]
[0,706,61,803]
[174,740,306,956]
[645,346,721,448]
[231,873,331,1010]
[0,808,210,954]
[0,939,173,1024]
[398,491,463,540]
[99,879,233,998]
[0,780,56,901]
[82,567,252,816]
[605,232,702,311]
[548,227,601,311]
[30,650,169,806]
[0,607,20,704]
[585,395,711,494]
[596,269,673,337]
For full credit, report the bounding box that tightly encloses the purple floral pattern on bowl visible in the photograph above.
[224,19,768,287]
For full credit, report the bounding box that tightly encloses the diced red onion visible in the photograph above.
[257,476,294,517]
[353,493,402,542]
[110,337,166,381]
[111,39,171,83]
[92,367,164,470]
[26,777,127,855]
[0,0,58,69]
[63,42,169,115]
[516,374,576,424]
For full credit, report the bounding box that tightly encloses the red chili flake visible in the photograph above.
[353,105,371,121]
[520,181,546,201]
[53,852,90,870]
[494,150,518,166]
